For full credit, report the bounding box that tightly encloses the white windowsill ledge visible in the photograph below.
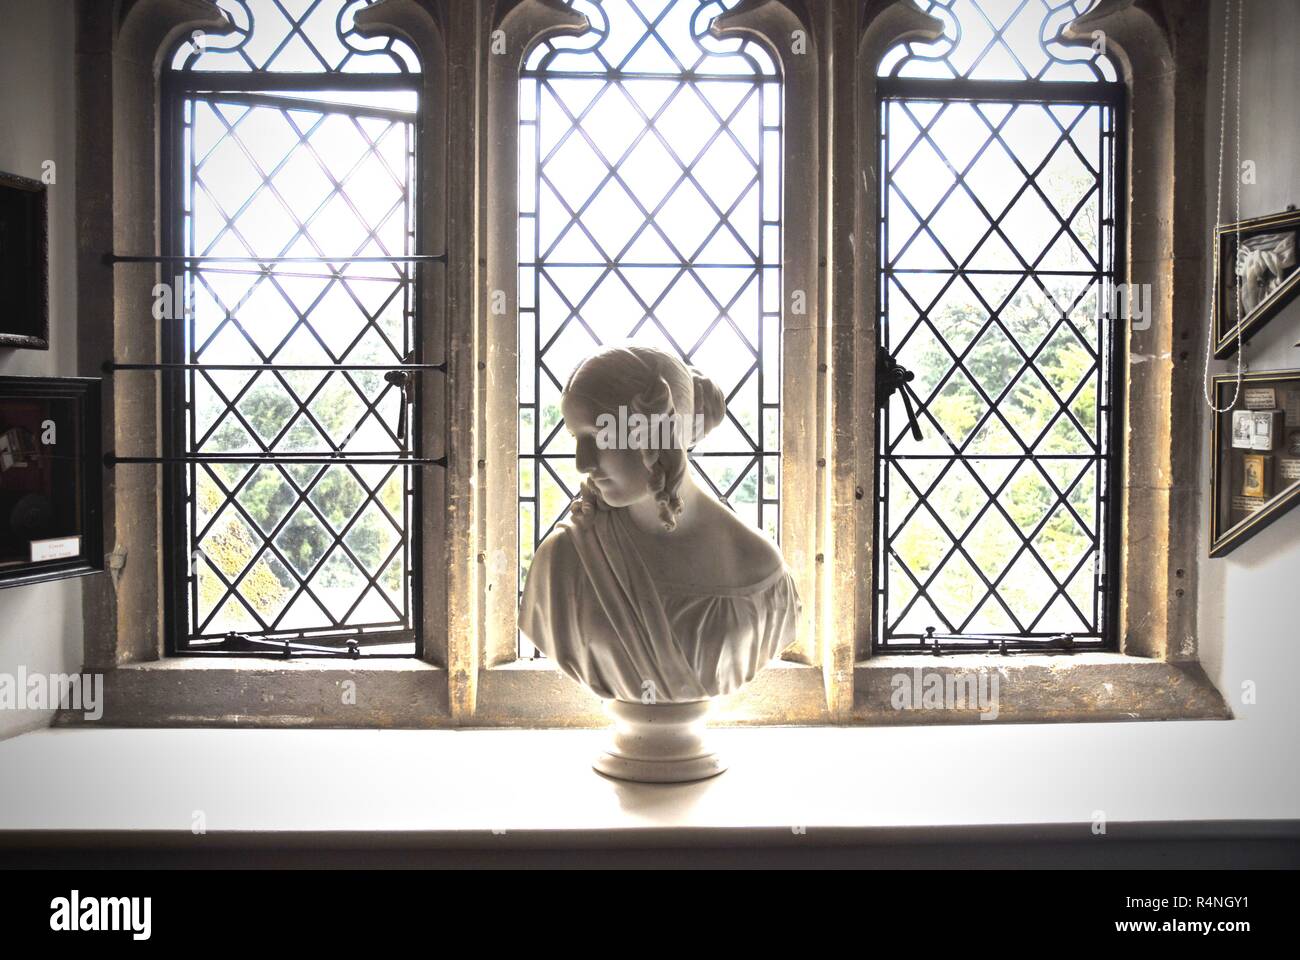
[1,717,1293,842]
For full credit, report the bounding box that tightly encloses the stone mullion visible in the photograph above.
[713,0,826,715]
[1063,0,1208,661]
[91,0,234,666]
[480,0,587,680]
[851,2,945,669]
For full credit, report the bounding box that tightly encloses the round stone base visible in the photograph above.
[593,699,727,784]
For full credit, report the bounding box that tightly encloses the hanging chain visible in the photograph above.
[1204,0,1246,413]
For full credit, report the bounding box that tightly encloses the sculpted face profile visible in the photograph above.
[519,343,801,782]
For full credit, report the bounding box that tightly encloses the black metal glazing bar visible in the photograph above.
[877,77,1124,106]
[105,254,444,264]
[173,73,420,93]
[198,90,419,123]
[105,362,444,372]
[106,454,444,466]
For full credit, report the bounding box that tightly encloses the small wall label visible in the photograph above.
[31,536,81,562]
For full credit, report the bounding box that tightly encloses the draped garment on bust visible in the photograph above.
[519,506,801,703]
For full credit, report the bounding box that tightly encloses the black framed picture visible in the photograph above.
[1212,207,1300,359]
[0,376,102,587]
[0,170,50,350]
[1209,369,1300,557]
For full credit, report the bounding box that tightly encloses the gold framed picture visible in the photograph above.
[1210,369,1300,557]
[1241,454,1270,498]
[1212,208,1300,359]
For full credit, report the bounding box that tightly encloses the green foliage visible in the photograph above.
[892,248,1100,632]
[202,383,408,628]
[197,481,289,624]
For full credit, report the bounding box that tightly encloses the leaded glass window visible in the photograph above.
[164,0,425,656]
[517,0,782,656]
[877,0,1117,82]
[875,0,1123,650]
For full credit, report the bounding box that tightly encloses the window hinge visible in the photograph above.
[920,628,1082,656]
[217,632,362,659]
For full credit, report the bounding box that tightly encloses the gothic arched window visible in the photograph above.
[163,0,428,657]
[874,0,1123,651]
[515,0,784,656]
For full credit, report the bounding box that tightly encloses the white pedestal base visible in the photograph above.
[593,699,727,783]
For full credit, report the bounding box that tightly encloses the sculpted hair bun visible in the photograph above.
[688,366,726,443]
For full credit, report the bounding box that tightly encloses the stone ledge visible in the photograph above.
[855,654,1232,724]
[106,656,443,672]
[474,659,831,727]
[53,659,451,728]
[49,654,1231,728]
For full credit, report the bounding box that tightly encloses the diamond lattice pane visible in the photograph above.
[879,91,1116,648]
[173,0,421,75]
[518,0,782,656]
[879,0,1118,83]
[177,72,418,651]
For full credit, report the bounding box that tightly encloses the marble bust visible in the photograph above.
[519,343,801,782]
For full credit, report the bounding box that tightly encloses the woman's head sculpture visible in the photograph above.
[561,342,725,531]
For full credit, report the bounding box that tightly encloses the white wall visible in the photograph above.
[0,0,84,740]
[1197,0,1300,743]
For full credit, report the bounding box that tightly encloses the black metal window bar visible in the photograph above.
[102,0,440,659]
[874,0,1125,654]
[518,0,782,657]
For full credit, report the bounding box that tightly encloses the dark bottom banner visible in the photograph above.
[0,864,1290,947]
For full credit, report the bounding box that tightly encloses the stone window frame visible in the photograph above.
[66,0,1227,729]
[475,0,828,727]
[73,0,454,726]
[847,0,1227,723]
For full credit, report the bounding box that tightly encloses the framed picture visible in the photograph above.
[0,171,49,350]
[0,376,102,588]
[1211,207,1300,359]
[1210,369,1300,557]
[1241,453,1270,498]
[1231,409,1254,448]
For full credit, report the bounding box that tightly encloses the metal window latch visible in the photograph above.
[385,363,415,446]
[1050,633,1076,652]
[923,626,943,656]
[877,352,924,442]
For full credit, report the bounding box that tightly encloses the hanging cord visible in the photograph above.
[1204,0,1246,413]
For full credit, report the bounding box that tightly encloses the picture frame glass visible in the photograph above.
[1211,372,1300,555]
[0,171,49,349]
[0,378,101,584]
[1214,209,1300,358]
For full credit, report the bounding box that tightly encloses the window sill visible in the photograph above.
[55,657,450,728]
[476,658,830,727]
[56,651,1230,728]
[855,653,1232,724]
[1,724,1293,867]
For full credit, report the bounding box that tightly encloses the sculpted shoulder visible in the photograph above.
[732,522,785,584]
[700,497,784,586]
[527,521,582,579]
